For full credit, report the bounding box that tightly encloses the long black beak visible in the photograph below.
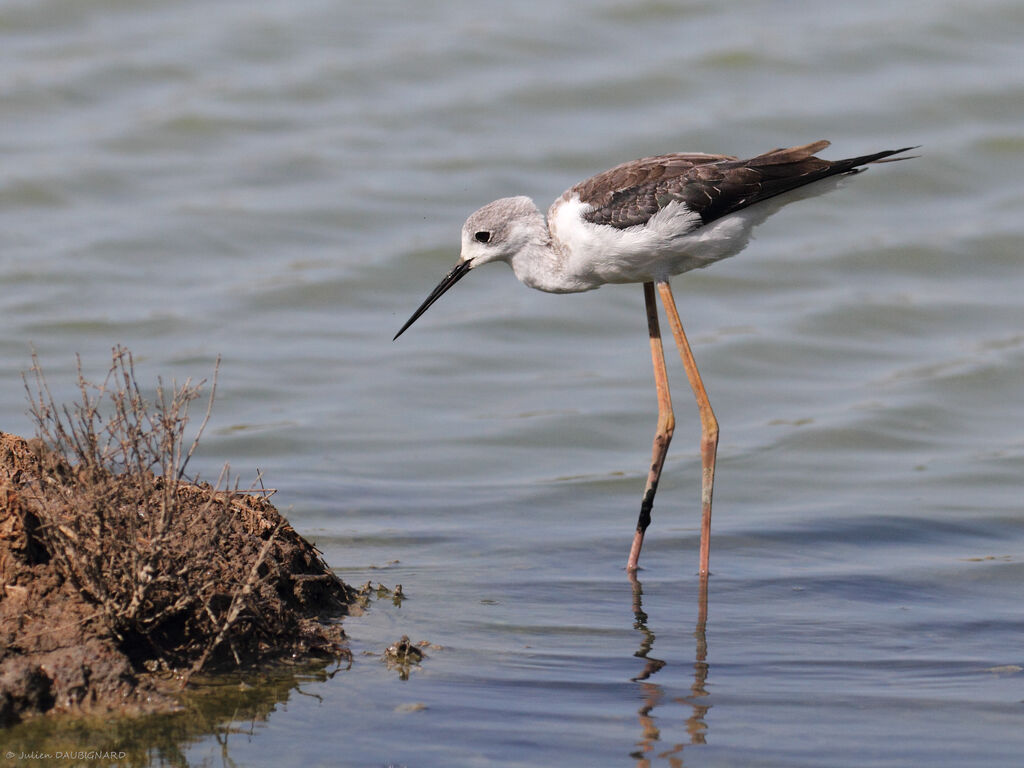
[393,260,473,340]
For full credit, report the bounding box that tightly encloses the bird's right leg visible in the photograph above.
[657,280,718,576]
[627,282,675,571]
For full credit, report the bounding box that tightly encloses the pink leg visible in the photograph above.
[627,282,675,571]
[657,281,718,576]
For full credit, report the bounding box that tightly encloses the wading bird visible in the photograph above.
[394,140,914,575]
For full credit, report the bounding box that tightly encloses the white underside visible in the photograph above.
[531,175,849,293]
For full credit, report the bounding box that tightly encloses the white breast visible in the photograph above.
[548,194,785,287]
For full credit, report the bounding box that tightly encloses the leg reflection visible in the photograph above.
[628,572,711,766]
[685,572,711,746]
[630,574,667,682]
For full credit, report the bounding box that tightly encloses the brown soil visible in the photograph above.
[0,431,354,726]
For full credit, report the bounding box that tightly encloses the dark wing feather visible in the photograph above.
[577,141,916,230]
[567,153,735,229]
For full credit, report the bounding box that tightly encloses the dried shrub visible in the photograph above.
[19,347,347,680]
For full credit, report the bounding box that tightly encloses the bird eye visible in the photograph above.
[474,231,491,243]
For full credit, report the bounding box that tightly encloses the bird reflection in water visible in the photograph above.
[629,572,710,766]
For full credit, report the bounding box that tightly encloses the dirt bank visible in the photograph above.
[0,431,354,725]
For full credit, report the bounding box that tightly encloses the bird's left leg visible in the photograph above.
[657,280,718,576]
[627,282,675,572]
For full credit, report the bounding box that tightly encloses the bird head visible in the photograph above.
[393,196,542,339]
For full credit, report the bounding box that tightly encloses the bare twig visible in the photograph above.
[184,520,284,685]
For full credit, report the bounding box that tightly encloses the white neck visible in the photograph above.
[506,213,595,294]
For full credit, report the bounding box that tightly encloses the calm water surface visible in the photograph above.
[2,0,1023,766]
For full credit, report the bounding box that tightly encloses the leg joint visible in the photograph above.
[659,410,676,439]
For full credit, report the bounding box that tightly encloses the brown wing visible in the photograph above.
[577,140,914,230]
[566,152,735,229]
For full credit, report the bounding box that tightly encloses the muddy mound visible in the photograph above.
[0,430,354,725]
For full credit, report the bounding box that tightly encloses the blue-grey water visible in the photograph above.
[2,0,1023,766]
